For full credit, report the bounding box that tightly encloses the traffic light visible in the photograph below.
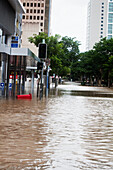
[37,62,43,70]
[39,43,47,59]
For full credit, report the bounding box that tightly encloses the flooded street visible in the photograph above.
[0,82,113,169]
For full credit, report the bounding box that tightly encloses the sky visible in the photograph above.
[51,0,90,52]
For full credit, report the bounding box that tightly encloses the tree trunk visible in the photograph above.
[108,70,111,88]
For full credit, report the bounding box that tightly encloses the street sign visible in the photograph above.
[9,83,12,89]
[0,83,4,89]
[11,36,19,48]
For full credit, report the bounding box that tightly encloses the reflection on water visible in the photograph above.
[0,83,113,169]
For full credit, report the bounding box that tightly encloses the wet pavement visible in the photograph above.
[0,82,113,169]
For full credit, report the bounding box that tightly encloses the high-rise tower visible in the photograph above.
[86,0,113,51]
[20,0,52,55]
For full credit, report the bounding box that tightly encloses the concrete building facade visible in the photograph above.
[0,0,40,97]
[20,0,52,55]
[86,0,113,51]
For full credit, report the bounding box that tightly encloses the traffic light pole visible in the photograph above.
[46,65,49,97]
[40,64,43,100]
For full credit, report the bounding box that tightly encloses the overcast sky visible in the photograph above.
[51,0,90,52]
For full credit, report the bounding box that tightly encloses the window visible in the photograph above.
[37,10,40,13]
[108,24,112,34]
[30,9,33,13]
[108,13,113,23]
[41,16,43,20]
[34,9,36,13]
[102,3,104,5]
[38,3,40,7]
[41,10,44,14]
[102,6,104,8]
[23,15,25,19]
[109,2,113,12]
[101,24,103,27]
[37,16,40,20]
[102,10,104,12]
[101,17,104,19]
[101,32,103,34]
[34,3,37,7]
[101,28,103,30]
[23,3,25,6]
[108,35,112,39]
[31,3,33,7]
[101,21,103,23]
[42,3,44,7]
[26,15,29,19]
[26,9,29,13]
[34,16,36,20]
[30,16,32,20]
[40,23,43,26]
[27,3,29,7]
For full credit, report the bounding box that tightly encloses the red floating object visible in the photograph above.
[16,93,32,99]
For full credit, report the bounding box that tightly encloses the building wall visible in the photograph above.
[21,0,45,32]
[21,23,39,56]
[0,0,15,35]
[86,0,108,50]
[20,0,52,54]
[44,0,52,35]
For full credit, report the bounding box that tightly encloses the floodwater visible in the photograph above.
[0,82,113,169]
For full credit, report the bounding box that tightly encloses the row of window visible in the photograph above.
[23,15,43,21]
[108,2,113,39]
[23,2,44,8]
[26,9,44,14]
[100,3,104,38]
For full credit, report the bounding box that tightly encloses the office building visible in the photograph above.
[0,0,39,96]
[86,0,113,50]
[20,0,52,55]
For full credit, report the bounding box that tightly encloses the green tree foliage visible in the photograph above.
[75,38,113,87]
[28,33,80,77]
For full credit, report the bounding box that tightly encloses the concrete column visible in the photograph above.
[1,53,7,83]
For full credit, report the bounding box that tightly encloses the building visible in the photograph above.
[86,0,113,51]
[20,0,52,55]
[0,0,40,97]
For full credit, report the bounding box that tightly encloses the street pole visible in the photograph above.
[46,65,49,97]
[40,64,43,100]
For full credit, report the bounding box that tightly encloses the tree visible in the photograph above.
[28,33,80,78]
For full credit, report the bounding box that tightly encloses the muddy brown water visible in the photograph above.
[0,82,113,169]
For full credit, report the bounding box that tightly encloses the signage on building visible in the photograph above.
[0,83,4,89]
[11,36,19,48]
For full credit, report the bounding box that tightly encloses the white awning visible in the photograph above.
[0,44,11,55]
[11,48,40,62]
